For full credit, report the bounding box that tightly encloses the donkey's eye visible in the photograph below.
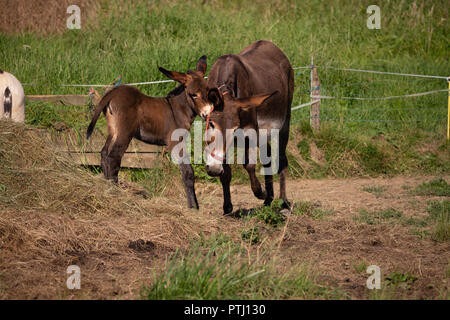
[190,93,198,99]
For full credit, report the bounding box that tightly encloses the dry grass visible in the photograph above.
[0,121,448,299]
[0,0,98,35]
[0,121,240,299]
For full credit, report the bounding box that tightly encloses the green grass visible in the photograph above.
[398,200,449,241]
[141,235,339,300]
[354,208,403,225]
[385,271,418,290]
[368,286,397,300]
[414,178,450,196]
[353,260,368,274]
[426,200,450,242]
[1,0,448,179]
[367,271,418,299]
[297,139,311,160]
[290,122,450,178]
[239,200,286,227]
[362,185,387,198]
[241,227,261,245]
[292,201,335,220]
[123,165,175,198]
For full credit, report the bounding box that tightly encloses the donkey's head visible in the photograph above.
[159,56,212,119]
[204,87,277,176]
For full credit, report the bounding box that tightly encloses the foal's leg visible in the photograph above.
[178,163,199,209]
[105,135,132,183]
[169,140,199,209]
[101,134,113,179]
[220,164,233,214]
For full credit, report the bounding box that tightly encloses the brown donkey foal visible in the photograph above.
[86,56,212,209]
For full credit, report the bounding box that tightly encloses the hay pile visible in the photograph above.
[0,121,230,299]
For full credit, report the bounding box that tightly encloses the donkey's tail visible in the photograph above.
[3,87,12,119]
[86,88,115,139]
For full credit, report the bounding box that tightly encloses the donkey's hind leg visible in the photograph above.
[104,135,132,183]
[278,126,291,210]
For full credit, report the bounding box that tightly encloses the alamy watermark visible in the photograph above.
[66,265,81,290]
[170,123,280,175]
[367,5,381,29]
[67,5,81,30]
[366,265,381,290]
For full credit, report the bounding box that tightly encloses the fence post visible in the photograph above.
[447,78,449,140]
[310,56,320,131]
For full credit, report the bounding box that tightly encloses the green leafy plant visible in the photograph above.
[385,272,418,289]
[241,200,286,227]
[241,227,260,245]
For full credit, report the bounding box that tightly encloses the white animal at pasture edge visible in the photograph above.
[0,70,25,123]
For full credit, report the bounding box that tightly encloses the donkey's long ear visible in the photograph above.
[236,91,278,111]
[196,55,207,76]
[207,88,224,111]
[158,67,189,84]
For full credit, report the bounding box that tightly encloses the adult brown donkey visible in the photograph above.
[86,56,212,209]
[204,40,294,214]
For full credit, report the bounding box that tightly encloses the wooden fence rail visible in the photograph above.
[39,129,165,168]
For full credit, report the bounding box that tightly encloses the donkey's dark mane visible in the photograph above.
[166,84,185,98]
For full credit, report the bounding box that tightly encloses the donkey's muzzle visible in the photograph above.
[205,148,225,177]
[206,164,223,177]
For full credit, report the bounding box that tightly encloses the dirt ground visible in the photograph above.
[0,175,448,299]
[199,175,449,299]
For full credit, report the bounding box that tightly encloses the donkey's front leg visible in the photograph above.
[244,142,265,200]
[220,164,233,214]
[179,163,199,209]
[260,141,274,206]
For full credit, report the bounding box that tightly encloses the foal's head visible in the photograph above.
[159,56,211,119]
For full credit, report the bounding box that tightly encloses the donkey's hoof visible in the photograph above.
[223,204,233,215]
[255,190,266,200]
[281,199,291,210]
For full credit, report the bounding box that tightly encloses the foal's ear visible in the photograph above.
[196,55,207,76]
[207,88,224,111]
[236,91,278,111]
[158,67,189,84]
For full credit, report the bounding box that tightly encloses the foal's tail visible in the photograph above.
[86,88,115,139]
